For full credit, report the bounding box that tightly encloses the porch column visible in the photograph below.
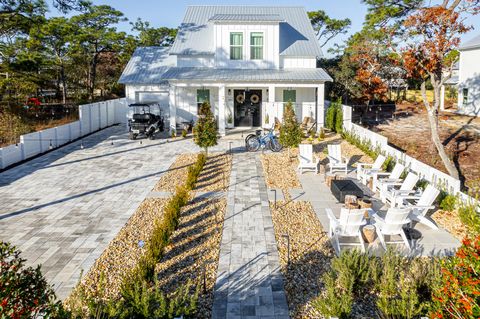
[169,85,176,133]
[268,85,275,125]
[218,84,226,136]
[316,83,325,130]
[440,85,445,111]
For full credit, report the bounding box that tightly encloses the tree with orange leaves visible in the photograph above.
[391,0,479,179]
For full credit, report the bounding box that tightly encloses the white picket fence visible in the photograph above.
[341,104,463,195]
[0,98,128,170]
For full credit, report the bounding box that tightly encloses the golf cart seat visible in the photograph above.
[132,113,155,122]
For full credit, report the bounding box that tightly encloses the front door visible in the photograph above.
[234,90,262,127]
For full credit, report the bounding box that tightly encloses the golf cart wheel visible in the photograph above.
[129,132,137,140]
[148,134,155,140]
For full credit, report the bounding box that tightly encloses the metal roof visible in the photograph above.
[160,67,332,82]
[170,6,323,57]
[460,34,480,51]
[118,47,176,84]
[209,14,284,22]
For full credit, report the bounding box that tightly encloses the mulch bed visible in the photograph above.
[269,200,334,318]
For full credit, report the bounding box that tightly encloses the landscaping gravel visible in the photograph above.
[195,153,232,193]
[261,150,301,190]
[155,197,227,318]
[269,200,334,318]
[432,209,469,241]
[153,153,197,192]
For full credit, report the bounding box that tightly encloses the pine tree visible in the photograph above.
[279,102,303,159]
[193,101,218,156]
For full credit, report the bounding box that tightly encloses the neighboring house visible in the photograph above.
[456,34,480,116]
[440,61,458,111]
[118,6,332,135]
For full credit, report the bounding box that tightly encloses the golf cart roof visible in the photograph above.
[129,102,159,107]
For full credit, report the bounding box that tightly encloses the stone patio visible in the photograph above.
[288,169,461,256]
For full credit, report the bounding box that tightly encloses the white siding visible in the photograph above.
[281,57,317,69]
[177,55,215,67]
[274,87,316,103]
[458,48,480,116]
[175,87,219,122]
[214,23,279,69]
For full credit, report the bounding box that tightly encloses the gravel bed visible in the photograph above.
[66,198,167,303]
[155,197,227,318]
[195,153,232,193]
[153,153,197,192]
[269,200,334,318]
[431,209,469,241]
[261,150,301,190]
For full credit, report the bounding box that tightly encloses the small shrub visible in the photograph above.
[181,129,187,138]
[171,129,176,138]
[416,179,429,191]
[264,113,269,124]
[382,156,395,172]
[431,236,480,318]
[319,127,326,139]
[458,202,480,235]
[279,102,303,150]
[193,101,218,156]
[439,193,457,211]
[335,104,343,133]
[309,129,315,139]
[0,241,64,318]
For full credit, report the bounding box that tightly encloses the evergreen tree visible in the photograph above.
[193,101,218,156]
[279,102,303,158]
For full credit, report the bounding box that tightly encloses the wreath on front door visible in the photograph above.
[250,94,260,104]
[236,94,245,104]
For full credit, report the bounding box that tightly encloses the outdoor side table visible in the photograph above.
[330,179,364,203]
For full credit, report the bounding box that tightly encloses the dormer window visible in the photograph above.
[250,32,264,60]
[230,32,243,60]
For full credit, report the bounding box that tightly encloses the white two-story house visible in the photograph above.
[119,6,332,135]
[456,34,480,116]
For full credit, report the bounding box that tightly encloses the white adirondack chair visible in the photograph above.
[357,155,386,185]
[380,172,419,207]
[298,144,320,174]
[327,144,348,174]
[326,208,367,254]
[372,207,412,251]
[397,184,441,230]
[372,163,405,192]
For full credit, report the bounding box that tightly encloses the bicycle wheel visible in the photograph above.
[246,137,260,152]
[244,133,256,145]
[268,137,283,152]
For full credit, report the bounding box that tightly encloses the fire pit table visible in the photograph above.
[331,179,364,203]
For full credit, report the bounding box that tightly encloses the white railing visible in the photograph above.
[0,98,128,170]
[262,102,316,128]
[340,104,462,195]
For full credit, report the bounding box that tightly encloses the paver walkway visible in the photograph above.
[0,126,203,299]
[212,151,289,319]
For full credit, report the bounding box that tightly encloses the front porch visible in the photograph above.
[168,82,326,136]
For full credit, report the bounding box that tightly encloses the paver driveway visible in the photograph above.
[0,125,213,299]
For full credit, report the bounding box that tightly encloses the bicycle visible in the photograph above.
[245,128,283,152]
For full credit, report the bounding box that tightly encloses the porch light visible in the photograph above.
[228,89,232,95]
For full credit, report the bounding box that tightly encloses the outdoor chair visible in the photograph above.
[298,144,320,174]
[372,207,412,251]
[372,162,405,192]
[326,208,367,255]
[396,184,441,230]
[356,155,386,186]
[327,144,348,174]
[380,172,419,207]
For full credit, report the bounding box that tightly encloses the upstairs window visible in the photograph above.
[250,32,264,60]
[463,88,469,106]
[230,32,243,60]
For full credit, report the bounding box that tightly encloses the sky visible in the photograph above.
[48,0,480,56]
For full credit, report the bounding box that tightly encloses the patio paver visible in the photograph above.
[212,151,289,319]
[0,126,237,299]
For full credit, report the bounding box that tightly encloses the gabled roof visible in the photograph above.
[118,47,176,85]
[170,6,323,57]
[460,34,480,51]
[209,14,284,23]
